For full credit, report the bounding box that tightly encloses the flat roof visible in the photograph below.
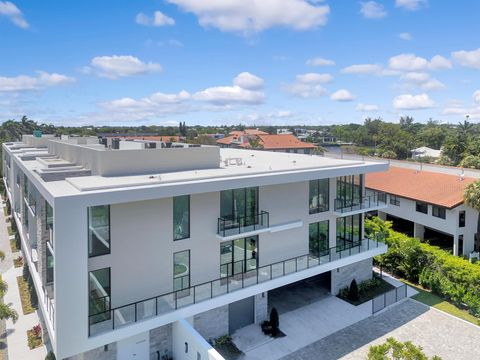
[365,166,475,208]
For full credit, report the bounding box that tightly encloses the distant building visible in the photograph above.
[101,135,183,149]
[366,167,478,256]
[411,146,442,160]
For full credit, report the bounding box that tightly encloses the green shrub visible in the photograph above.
[348,279,359,302]
[367,337,441,360]
[269,307,279,335]
[45,351,56,360]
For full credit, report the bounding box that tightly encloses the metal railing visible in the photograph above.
[217,211,269,237]
[372,284,407,314]
[334,191,387,213]
[88,238,386,337]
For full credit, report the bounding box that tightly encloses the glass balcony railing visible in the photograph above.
[217,211,269,237]
[88,238,386,337]
[334,191,387,214]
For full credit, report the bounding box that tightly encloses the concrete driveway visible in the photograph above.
[282,299,480,360]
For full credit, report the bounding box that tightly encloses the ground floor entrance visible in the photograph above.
[268,272,331,314]
[229,296,255,334]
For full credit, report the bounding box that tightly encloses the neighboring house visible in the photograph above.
[2,134,388,360]
[411,146,442,160]
[217,133,317,154]
[365,166,479,256]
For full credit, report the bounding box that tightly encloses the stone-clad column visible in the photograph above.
[36,198,48,287]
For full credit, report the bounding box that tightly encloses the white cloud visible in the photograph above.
[360,1,387,19]
[393,93,434,110]
[341,64,383,75]
[135,11,175,26]
[282,73,332,98]
[420,79,446,91]
[306,57,335,66]
[331,89,356,102]
[389,53,451,71]
[399,72,445,91]
[86,55,162,79]
[0,1,28,28]
[0,71,75,92]
[401,72,430,83]
[395,0,427,11]
[356,103,379,112]
[452,48,480,69]
[166,0,330,33]
[233,72,264,90]
[193,86,264,105]
[473,90,480,105]
[398,32,413,40]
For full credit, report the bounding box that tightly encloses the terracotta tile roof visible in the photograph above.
[229,129,268,136]
[216,135,237,145]
[256,134,316,149]
[365,167,476,208]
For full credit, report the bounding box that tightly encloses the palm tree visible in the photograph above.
[464,180,480,251]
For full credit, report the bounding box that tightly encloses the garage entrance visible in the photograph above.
[268,272,331,314]
[229,296,254,334]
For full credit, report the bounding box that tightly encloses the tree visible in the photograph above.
[464,180,480,250]
[248,137,263,149]
[348,279,359,301]
[367,337,441,360]
[0,303,18,323]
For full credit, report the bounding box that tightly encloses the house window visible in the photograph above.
[459,211,465,228]
[378,192,387,204]
[174,250,190,291]
[416,201,428,214]
[88,205,111,257]
[432,205,446,219]
[458,235,464,255]
[336,175,363,207]
[220,187,258,224]
[220,236,257,278]
[309,179,329,214]
[173,195,190,240]
[89,268,111,324]
[390,195,400,206]
[309,221,329,258]
[336,214,362,250]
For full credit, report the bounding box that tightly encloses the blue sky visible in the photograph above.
[1,0,480,126]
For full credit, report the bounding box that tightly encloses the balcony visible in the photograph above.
[217,211,269,237]
[334,191,387,216]
[88,238,387,337]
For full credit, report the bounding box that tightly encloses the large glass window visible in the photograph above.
[173,195,190,240]
[220,236,258,278]
[309,221,329,258]
[46,247,54,284]
[416,201,428,214]
[88,205,110,258]
[220,187,258,225]
[432,205,446,219]
[174,250,190,291]
[46,201,53,246]
[336,214,362,250]
[390,195,400,206]
[336,175,363,207]
[458,235,464,255]
[89,268,110,323]
[309,179,329,214]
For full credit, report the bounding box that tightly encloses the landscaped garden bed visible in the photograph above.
[9,238,19,253]
[212,335,243,360]
[16,275,36,315]
[13,256,23,268]
[27,324,42,349]
[338,276,395,306]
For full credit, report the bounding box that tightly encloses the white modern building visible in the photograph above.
[2,134,388,360]
[366,166,479,256]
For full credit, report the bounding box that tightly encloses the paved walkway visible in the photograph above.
[282,299,480,360]
[0,196,47,359]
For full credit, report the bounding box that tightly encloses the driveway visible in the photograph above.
[281,299,480,360]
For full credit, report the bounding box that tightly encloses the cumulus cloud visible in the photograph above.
[331,89,356,102]
[356,103,379,112]
[0,1,28,28]
[193,85,264,105]
[135,11,175,26]
[282,72,332,98]
[452,48,480,69]
[84,55,162,79]
[389,53,451,71]
[306,57,335,66]
[398,32,413,40]
[400,72,446,91]
[166,0,330,33]
[0,71,75,92]
[233,72,264,90]
[342,64,383,75]
[360,1,387,19]
[395,0,428,11]
[393,93,434,110]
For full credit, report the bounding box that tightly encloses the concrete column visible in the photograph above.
[254,292,268,324]
[414,223,425,241]
[149,324,172,360]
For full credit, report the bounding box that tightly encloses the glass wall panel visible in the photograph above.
[173,195,190,240]
[336,175,363,206]
[88,205,110,257]
[220,187,259,224]
[220,236,258,278]
[89,268,111,322]
[174,250,190,291]
[309,220,329,258]
[336,214,362,250]
[46,247,54,283]
[309,179,329,214]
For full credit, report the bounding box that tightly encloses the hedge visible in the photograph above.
[366,217,480,316]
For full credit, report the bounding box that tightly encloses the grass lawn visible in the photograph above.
[401,279,480,326]
[16,276,36,315]
[339,278,395,306]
